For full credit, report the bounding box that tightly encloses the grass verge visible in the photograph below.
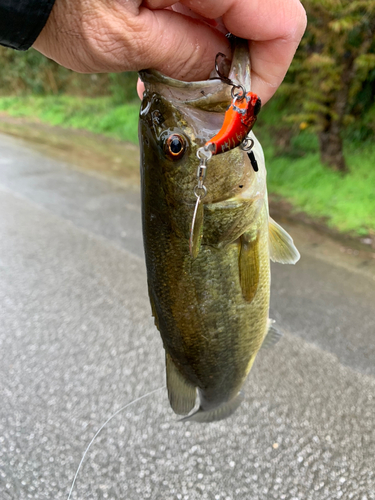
[0,94,374,237]
[257,99,375,237]
[0,95,140,144]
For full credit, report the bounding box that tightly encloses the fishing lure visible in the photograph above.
[189,58,262,258]
[206,89,261,154]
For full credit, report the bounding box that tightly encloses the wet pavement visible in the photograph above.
[0,132,374,500]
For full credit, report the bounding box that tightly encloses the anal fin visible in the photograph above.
[181,392,244,423]
[239,230,260,303]
[166,353,196,415]
[269,217,300,264]
[149,294,160,330]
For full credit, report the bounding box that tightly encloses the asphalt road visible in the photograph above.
[0,132,374,500]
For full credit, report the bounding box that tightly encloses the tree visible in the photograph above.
[283,0,375,172]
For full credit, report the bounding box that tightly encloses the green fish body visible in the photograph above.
[139,40,299,422]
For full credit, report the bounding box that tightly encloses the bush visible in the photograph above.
[0,47,138,102]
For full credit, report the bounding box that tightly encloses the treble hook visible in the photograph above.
[210,53,246,100]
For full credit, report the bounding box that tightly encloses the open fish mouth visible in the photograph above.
[139,38,251,110]
[139,68,231,111]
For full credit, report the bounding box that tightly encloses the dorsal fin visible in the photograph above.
[269,218,300,264]
[166,353,196,415]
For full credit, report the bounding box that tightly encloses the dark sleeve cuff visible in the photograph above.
[0,0,56,51]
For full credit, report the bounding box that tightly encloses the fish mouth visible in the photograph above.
[139,69,231,110]
[139,69,220,89]
[138,38,251,110]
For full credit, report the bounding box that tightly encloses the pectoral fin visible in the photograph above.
[261,320,283,349]
[269,218,300,264]
[166,353,196,415]
[239,230,260,303]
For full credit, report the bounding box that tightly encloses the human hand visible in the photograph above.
[33,0,306,104]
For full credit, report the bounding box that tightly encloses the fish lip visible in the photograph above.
[138,70,236,95]
[139,69,218,90]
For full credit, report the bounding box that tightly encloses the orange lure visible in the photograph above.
[206,92,261,154]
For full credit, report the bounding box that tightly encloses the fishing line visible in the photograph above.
[66,385,166,500]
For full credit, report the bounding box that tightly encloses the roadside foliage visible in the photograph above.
[284,0,375,171]
[0,47,139,101]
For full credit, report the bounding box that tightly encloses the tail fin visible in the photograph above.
[180,392,244,423]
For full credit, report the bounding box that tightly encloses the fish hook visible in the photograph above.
[210,52,246,100]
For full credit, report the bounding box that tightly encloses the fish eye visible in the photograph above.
[164,134,186,160]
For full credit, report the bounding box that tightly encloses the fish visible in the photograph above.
[138,38,300,423]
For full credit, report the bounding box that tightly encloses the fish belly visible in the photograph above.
[143,194,270,411]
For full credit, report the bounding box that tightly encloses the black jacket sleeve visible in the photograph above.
[0,0,56,50]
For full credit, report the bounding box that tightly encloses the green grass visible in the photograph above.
[0,95,140,144]
[264,138,375,235]
[0,94,374,236]
[256,98,375,236]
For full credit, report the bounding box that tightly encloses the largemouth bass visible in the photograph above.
[139,39,300,422]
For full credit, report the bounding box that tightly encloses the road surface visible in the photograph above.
[0,132,374,500]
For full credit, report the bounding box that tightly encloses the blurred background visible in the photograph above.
[0,0,374,241]
[0,2,375,500]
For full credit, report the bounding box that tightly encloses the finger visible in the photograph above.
[142,0,176,7]
[137,78,145,99]
[130,8,231,81]
[179,0,306,38]
[223,0,307,103]
[249,38,295,104]
[143,1,222,28]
